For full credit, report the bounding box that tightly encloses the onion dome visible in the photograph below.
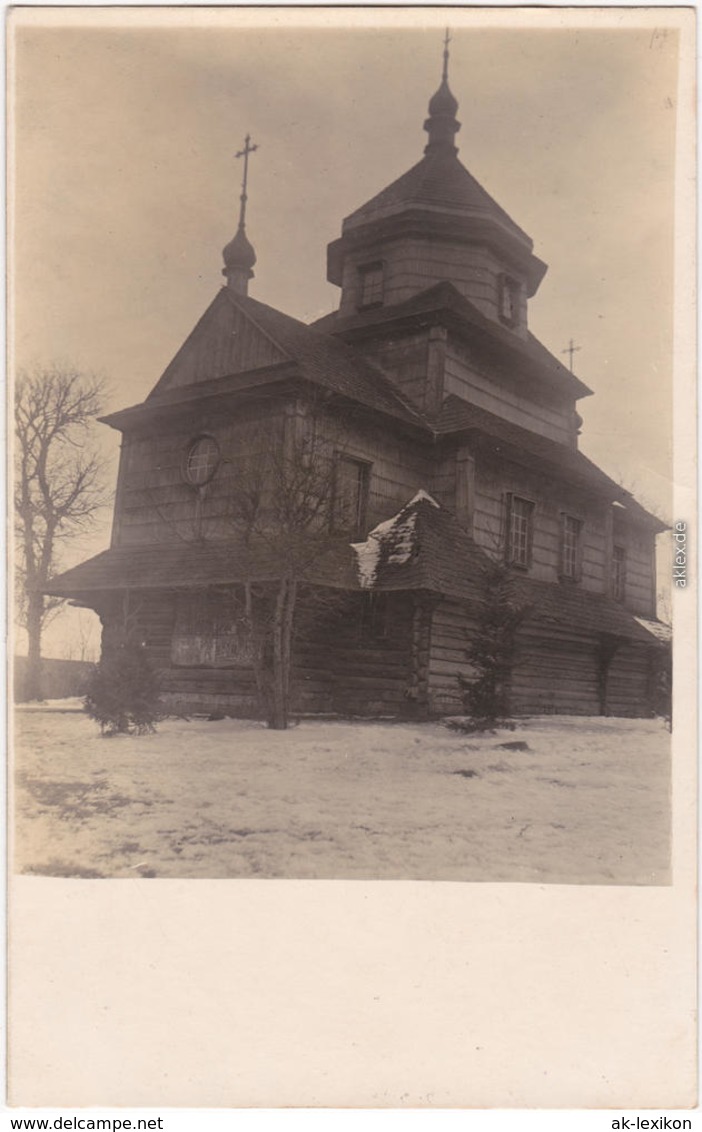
[223,225,256,272]
[222,224,256,294]
[222,133,258,294]
[428,76,459,119]
[424,34,461,154]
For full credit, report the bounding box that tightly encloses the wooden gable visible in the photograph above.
[149,288,289,397]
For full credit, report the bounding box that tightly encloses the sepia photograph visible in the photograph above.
[11,8,681,886]
[7,4,696,1111]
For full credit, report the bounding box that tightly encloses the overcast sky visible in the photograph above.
[11,9,687,653]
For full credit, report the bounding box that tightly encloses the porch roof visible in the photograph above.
[47,500,667,650]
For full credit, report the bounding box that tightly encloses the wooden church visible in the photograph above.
[49,43,669,719]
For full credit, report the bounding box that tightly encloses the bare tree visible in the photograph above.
[225,409,349,730]
[14,363,109,700]
[60,607,100,663]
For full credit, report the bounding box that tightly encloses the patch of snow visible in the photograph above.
[612,501,626,509]
[351,535,383,589]
[634,616,672,643]
[408,489,440,508]
[386,511,417,564]
[351,499,420,588]
[13,707,671,884]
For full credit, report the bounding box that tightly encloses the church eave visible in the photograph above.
[100,366,429,440]
[99,362,299,432]
[315,282,592,401]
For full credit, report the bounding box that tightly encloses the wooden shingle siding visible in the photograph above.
[472,454,615,591]
[612,516,657,616]
[117,396,438,551]
[338,239,526,330]
[359,331,431,412]
[117,408,286,546]
[314,407,434,530]
[431,447,462,514]
[444,342,574,444]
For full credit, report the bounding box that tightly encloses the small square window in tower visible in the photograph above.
[560,515,582,580]
[612,545,627,602]
[333,455,369,534]
[498,275,521,328]
[507,495,535,569]
[357,262,384,310]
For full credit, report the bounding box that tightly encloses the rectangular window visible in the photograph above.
[333,455,370,534]
[560,514,582,580]
[171,589,253,667]
[612,545,626,602]
[506,495,535,569]
[358,262,384,309]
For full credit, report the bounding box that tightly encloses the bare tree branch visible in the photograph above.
[14,362,111,699]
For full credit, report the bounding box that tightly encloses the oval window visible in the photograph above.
[184,436,220,486]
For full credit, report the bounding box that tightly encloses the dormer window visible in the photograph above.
[358,262,384,310]
[498,275,521,328]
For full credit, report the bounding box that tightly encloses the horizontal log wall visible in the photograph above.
[103,588,657,720]
[605,644,653,718]
[111,588,417,718]
[510,630,601,716]
[324,592,415,716]
[427,599,479,715]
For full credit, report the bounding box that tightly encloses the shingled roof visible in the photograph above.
[48,490,666,650]
[343,148,532,248]
[313,281,592,401]
[45,536,359,598]
[126,287,424,431]
[436,395,667,530]
[508,575,667,647]
[227,291,424,425]
[46,496,487,602]
[351,491,491,602]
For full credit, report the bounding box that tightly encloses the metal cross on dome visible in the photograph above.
[235,133,259,229]
[443,28,451,81]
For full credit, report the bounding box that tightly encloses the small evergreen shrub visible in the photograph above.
[458,565,530,732]
[84,644,163,736]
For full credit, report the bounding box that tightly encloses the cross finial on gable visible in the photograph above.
[561,338,582,372]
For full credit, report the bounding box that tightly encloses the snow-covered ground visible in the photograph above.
[13,702,671,884]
